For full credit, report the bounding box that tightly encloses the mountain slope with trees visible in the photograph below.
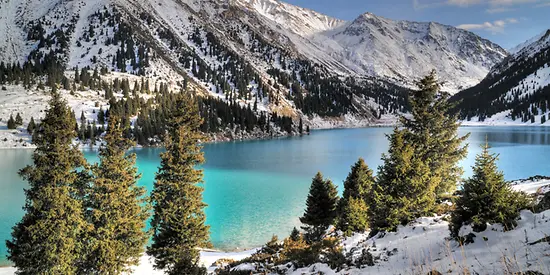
[452,30,550,124]
[0,0,510,146]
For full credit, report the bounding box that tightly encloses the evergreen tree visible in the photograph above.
[7,114,16,129]
[6,92,88,274]
[148,94,210,275]
[83,116,150,274]
[370,128,437,233]
[15,113,23,126]
[290,227,301,242]
[401,71,469,199]
[337,158,374,236]
[300,172,338,243]
[26,117,36,135]
[98,106,105,125]
[449,142,532,238]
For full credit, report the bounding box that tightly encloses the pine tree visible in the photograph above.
[401,70,469,199]
[300,172,338,243]
[7,114,16,129]
[337,158,374,236]
[370,128,437,233]
[83,116,150,274]
[27,117,36,135]
[6,91,88,274]
[98,106,105,125]
[15,113,23,126]
[290,227,301,242]
[449,142,532,238]
[148,94,211,275]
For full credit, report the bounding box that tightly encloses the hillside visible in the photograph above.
[0,0,511,145]
[452,30,550,125]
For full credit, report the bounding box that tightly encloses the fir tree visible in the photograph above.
[83,116,150,274]
[337,158,374,236]
[26,117,36,135]
[370,128,437,233]
[15,113,23,126]
[148,94,210,275]
[290,227,301,242]
[449,142,532,238]
[300,172,338,243]
[6,92,88,274]
[401,71,469,199]
[98,106,105,125]
[7,114,16,129]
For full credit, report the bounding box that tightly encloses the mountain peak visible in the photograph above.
[509,29,550,54]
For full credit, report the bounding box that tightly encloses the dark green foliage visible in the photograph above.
[401,70,469,198]
[15,113,23,126]
[83,116,150,274]
[449,143,533,238]
[7,114,16,129]
[148,94,210,275]
[536,191,550,212]
[370,71,468,234]
[337,158,374,236]
[6,92,88,274]
[290,227,301,242]
[370,128,437,233]
[355,249,375,267]
[451,31,550,123]
[97,106,105,125]
[26,117,36,135]
[300,172,338,242]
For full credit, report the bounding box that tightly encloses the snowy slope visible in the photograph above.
[225,1,507,93]
[316,14,507,93]
[509,29,550,55]
[452,30,550,124]
[0,0,509,131]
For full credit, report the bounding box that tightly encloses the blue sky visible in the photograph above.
[284,0,550,49]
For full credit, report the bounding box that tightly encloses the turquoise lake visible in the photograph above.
[1,126,550,266]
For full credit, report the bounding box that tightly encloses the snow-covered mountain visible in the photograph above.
[225,1,508,93]
[0,0,508,133]
[452,29,550,124]
[309,12,507,93]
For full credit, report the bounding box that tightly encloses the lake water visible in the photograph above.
[1,126,550,266]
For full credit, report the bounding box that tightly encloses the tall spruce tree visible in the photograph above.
[26,117,36,135]
[370,128,437,233]
[147,94,211,275]
[400,70,469,199]
[83,116,150,274]
[7,114,16,129]
[449,142,532,238]
[6,91,88,274]
[300,172,338,242]
[337,158,374,236]
[15,113,23,126]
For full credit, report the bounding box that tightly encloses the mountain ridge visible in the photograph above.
[0,0,512,142]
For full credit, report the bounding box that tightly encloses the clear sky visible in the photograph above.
[284,0,550,50]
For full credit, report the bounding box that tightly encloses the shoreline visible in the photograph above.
[4,121,550,150]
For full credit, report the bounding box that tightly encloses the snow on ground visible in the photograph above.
[0,166,549,275]
[461,109,550,127]
[288,210,550,275]
[131,249,259,275]
[0,249,259,275]
[0,84,109,148]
